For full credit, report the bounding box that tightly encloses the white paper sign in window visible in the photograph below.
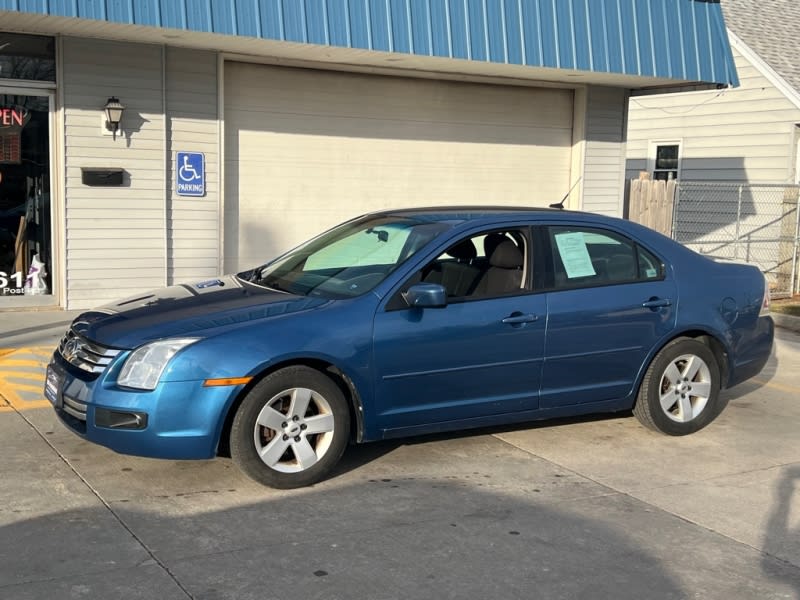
[554,232,596,279]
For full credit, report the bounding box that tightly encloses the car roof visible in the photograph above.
[369,206,614,226]
[382,206,565,216]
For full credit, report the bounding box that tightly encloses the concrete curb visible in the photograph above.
[772,312,800,333]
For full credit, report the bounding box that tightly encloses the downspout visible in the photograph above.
[162,45,168,286]
[56,35,67,308]
[217,52,225,276]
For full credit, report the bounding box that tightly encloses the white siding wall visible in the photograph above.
[583,86,629,216]
[62,39,220,309]
[63,38,166,308]
[166,48,219,284]
[626,46,800,182]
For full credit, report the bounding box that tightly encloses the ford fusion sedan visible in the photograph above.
[45,207,774,488]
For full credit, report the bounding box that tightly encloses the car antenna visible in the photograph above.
[549,177,582,209]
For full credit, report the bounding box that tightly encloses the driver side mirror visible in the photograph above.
[403,283,447,308]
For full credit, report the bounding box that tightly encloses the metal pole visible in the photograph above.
[735,184,743,260]
[793,188,800,295]
[671,183,680,241]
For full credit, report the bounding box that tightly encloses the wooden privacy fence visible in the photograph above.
[628,175,676,237]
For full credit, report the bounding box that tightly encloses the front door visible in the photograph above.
[1,34,56,307]
[372,228,546,434]
[0,91,54,306]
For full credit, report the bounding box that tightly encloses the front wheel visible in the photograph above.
[230,366,350,488]
[633,338,721,436]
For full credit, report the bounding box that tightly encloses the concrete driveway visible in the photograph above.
[0,314,798,599]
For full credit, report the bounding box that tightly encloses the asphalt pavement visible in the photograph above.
[0,310,799,599]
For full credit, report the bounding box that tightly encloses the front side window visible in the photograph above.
[547,226,663,290]
[387,228,529,309]
[242,216,450,299]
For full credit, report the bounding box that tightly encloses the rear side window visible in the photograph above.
[546,226,663,290]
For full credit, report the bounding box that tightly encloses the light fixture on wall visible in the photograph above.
[103,96,125,140]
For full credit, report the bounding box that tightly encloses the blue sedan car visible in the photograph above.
[45,208,774,488]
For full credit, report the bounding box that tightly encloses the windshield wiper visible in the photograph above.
[262,279,296,295]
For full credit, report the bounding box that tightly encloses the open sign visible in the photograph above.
[0,107,30,129]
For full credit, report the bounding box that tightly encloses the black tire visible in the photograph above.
[230,366,350,489]
[633,338,721,436]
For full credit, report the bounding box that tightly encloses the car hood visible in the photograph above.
[71,276,328,349]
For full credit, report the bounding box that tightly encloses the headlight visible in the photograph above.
[117,338,199,390]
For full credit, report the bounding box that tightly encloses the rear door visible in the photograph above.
[539,225,677,408]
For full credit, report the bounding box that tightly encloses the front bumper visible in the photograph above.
[45,353,242,459]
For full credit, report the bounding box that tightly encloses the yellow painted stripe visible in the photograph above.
[5,399,51,410]
[0,388,50,410]
[30,347,56,354]
[4,382,45,394]
[203,376,253,387]
[0,347,52,413]
[1,359,49,368]
[0,347,53,361]
[2,372,46,382]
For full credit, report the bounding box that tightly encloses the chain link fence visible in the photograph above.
[672,182,800,298]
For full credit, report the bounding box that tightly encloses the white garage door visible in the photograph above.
[224,62,573,273]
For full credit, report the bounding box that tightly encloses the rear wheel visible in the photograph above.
[634,338,721,435]
[230,366,350,488]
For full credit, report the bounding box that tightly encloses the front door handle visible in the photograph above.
[642,297,672,309]
[502,313,539,325]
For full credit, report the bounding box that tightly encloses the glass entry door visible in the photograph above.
[0,91,54,304]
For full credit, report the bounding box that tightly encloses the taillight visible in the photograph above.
[759,274,770,317]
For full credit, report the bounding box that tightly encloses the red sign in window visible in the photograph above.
[0,133,21,164]
[0,108,26,127]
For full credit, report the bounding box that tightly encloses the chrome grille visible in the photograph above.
[58,329,120,374]
[62,396,87,421]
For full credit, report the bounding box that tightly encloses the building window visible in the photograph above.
[0,33,55,82]
[652,144,680,181]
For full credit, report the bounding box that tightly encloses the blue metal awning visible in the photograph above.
[0,0,739,86]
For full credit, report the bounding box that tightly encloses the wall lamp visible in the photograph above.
[103,96,125,139]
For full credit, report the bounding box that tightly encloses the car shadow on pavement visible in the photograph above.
[5,473,799,599]
[331,438,403,478]
[763,465,800,600]
[0,479,693,599]
[334,411,629,478]
[716,341,780,405]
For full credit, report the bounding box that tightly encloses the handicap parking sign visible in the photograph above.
[176,151,205,197]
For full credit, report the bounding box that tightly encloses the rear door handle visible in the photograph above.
[502,313,539,325]
[642,298,672,309]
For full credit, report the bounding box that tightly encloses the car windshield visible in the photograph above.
[239,215,451,299]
